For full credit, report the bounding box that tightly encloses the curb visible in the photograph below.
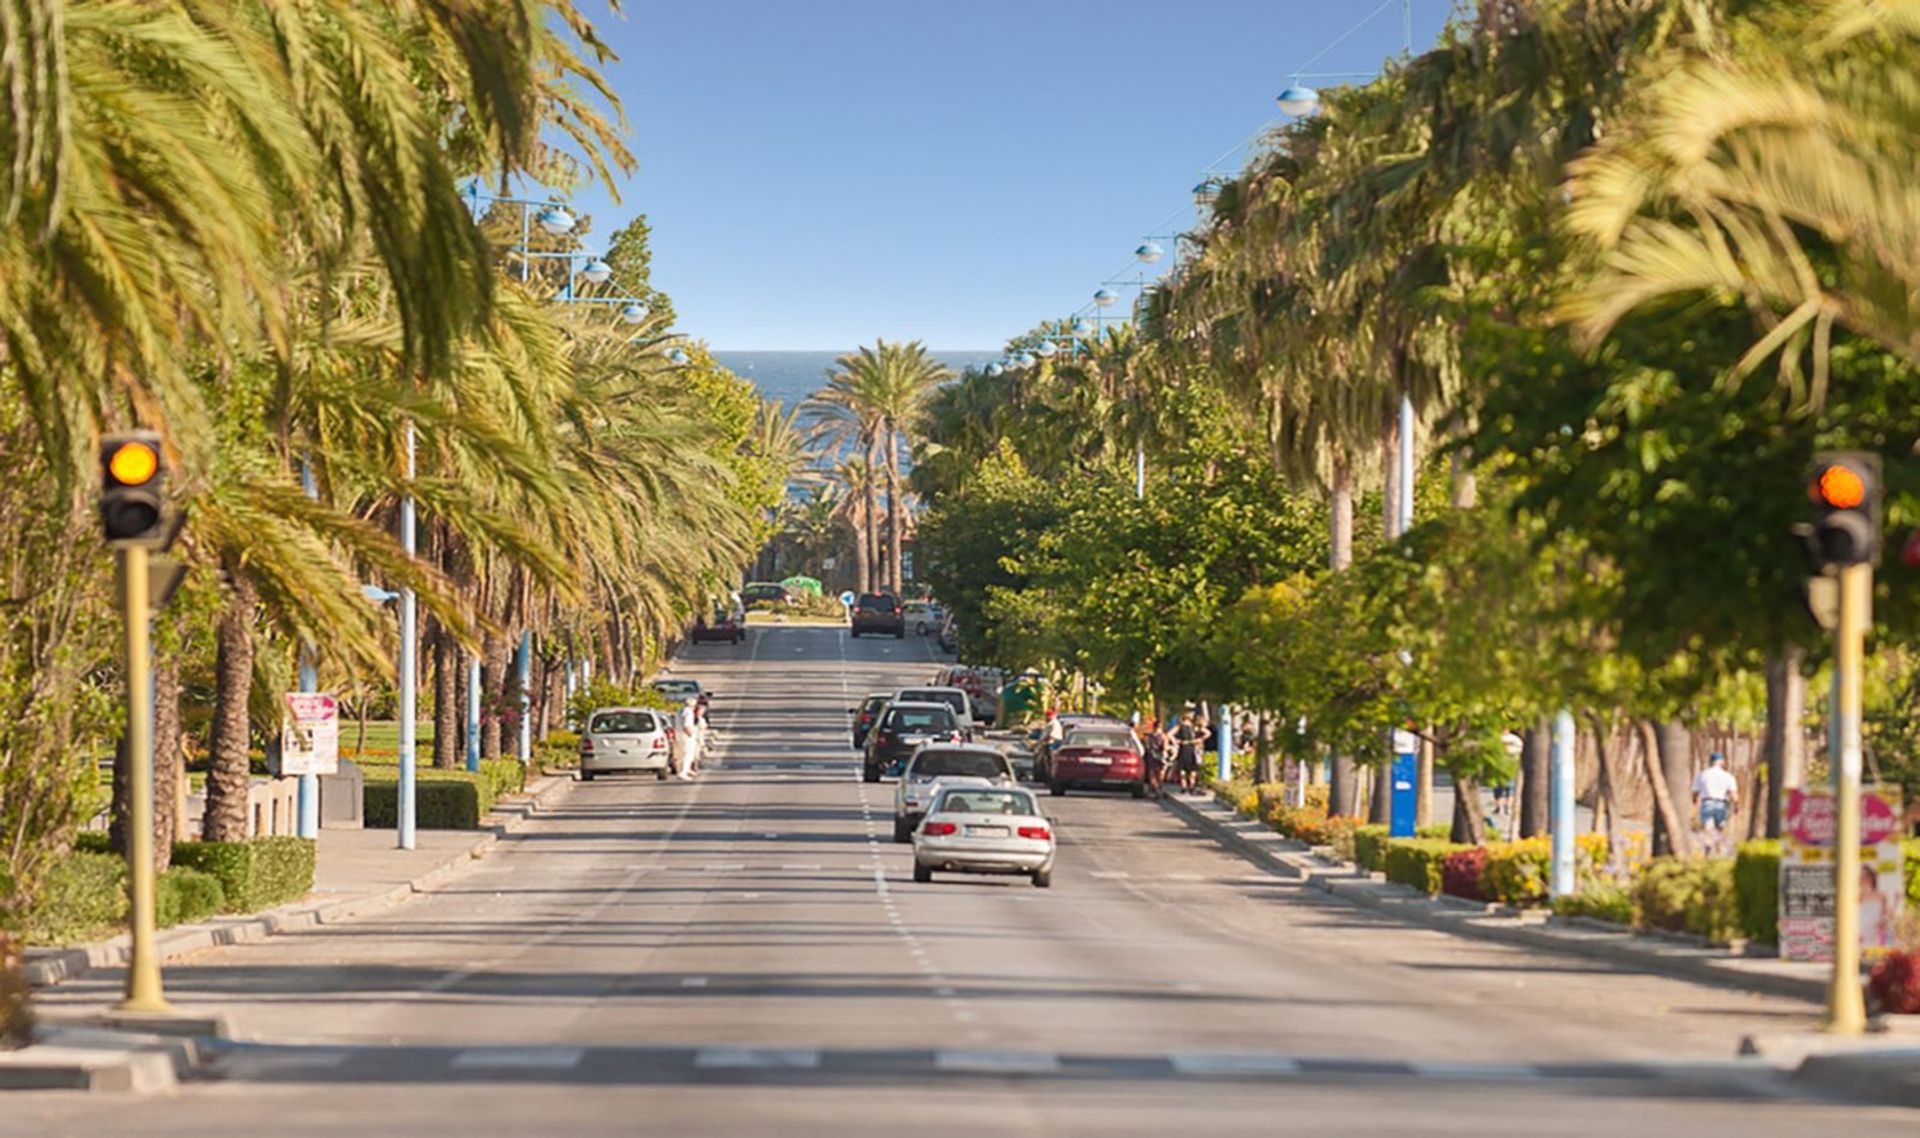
[1159,792,1829,1004]
[25,773,575,990]
[0,1022,214,1093]
[1791,1046,1920,1108]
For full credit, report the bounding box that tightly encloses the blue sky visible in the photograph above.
[560,1,1449,350]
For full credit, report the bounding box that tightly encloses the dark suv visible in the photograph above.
[849,592,905,638]
[862,702,962,782]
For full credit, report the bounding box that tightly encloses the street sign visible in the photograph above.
[1779,786,1905,961]
[1388,750,1417,838]
[839,590,855,606]
[275,692,340,777]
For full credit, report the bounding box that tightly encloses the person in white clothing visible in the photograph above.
[1691,752,1738,853]
[675,700,700,779]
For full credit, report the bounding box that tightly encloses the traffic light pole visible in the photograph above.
[1827,561,1870,1034]
[117,544,170,1014]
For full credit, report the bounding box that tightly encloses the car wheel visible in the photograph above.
[913,863,933,884]
[1131,782,1147,799]
[1032,868,1052,889]
[580,769,595,782]
[893,629,904,639]
[1050,780,1066,797]
[655,769,670,782]
[893,818,913,843]
[863,764,881,784]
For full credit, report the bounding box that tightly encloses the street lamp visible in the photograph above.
[1071,318,1093,337]
[667,347,690,365]
[1093,289,1119,307]
[1135,242,1164,264]
[621,303,649,324]
[536,206,575,234]
[1034,339,1058,359]
[1191,178,1223,208]
[580,258,613,284]
[1276,85,1320,116]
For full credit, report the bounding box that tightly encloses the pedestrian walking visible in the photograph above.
[675,699,700,779]
[1172,711,1210,794]
[1141,718,1172,799]
[1691,751,1738,855]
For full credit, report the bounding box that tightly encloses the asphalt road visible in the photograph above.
[11,626,1906,1135]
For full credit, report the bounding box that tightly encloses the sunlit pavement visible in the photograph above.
[6,627,1906,1135]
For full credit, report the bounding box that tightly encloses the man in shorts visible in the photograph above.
[1691,751,1738,855]
[1171,711,1211,794]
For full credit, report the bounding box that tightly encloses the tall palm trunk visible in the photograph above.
[203,572,258,842]
[1763,644,1807,837]
[432,619,458,768]
[863,436,883,591]
[885,423,905,595]
[152,649,184,860]
[1519,719,1550,837]
[481,630,506,761]
[1327,452,1358,817]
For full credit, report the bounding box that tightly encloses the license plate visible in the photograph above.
[967,825,1010,837]
[903,735,930,745]
[1081,755,1112,765]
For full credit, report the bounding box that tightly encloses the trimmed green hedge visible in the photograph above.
[1552,881,1634,925]
[1352,825,1391,873]
[171,837,315,911]
[155,867,226,927]
[24,853,126,944]
[362,757,525,829]
[1383,838,1469,894]
[1633,857,1740,943]
[1733,840,1780,943]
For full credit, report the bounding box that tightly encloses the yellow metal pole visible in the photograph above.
[1826,561,1868,1034]
[118,543,170,1015]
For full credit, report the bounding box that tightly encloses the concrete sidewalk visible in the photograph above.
[1162,789,1920,1108]
[4,771,577,1093]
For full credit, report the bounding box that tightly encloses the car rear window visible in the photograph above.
[936,789,1036,816]
[651,680,699,697]
[1066,730,1138,752]
[910,750,1008,779]
[861,696,889,713]
[590,711,656,734]
[857,593,896,610]
[900,690,967,717]
[886,706,956,731]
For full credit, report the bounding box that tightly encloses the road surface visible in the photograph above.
[11,626,1902,1135]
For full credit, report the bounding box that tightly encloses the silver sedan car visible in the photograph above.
[893,744,1016,842]
[911,784,1054,888]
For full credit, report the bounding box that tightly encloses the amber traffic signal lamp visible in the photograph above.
[1807,452,1881,568]
[99,430,166,545]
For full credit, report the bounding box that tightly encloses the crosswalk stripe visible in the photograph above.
[694,1047,822,1070]
[1167,1052,1303,1076]
[935,1049,1060,1073]
[449,1048,584,1070]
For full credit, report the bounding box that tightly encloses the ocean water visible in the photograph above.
[714,349,1001,409]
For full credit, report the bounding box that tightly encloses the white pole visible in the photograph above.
[397,424,417,850]
[1398,393,1415,534]
[297,457,321,839]
[465,653,481,772]
[1135,440,1146,499]
[517,630,532,765]
[1549,709,1576,898]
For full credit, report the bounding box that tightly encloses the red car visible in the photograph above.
[690,610,746,644]
[1049,725,1147,798]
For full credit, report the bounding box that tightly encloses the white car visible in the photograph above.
[648,677,706,704]
[892,685,976,737]
[579,707,673,781]
[893,745,1017,842]
[912,784,1055,888]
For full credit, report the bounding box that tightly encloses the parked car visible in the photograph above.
[1031,713,1130,782]
[648,677,706,704]
[903,601,945,636]
[1049,725,1148,798]
[891,685,976,738]
[689,607,747,644]
[912,784,1054,887]
[850,592,905,638]
[848,692,890,749]
[579,707,673,781]
[862,701,963,782]
[893,744,1017,841]
[741,581,792,607]
[936,613,958,654]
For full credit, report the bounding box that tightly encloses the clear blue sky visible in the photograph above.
[562,1,1449,350]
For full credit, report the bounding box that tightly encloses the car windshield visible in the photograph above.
[1066,730,1137,751]
[589,711,655,734]
[910,750,1006,779]
[861,696,889,714]
[900,690,966,716]
[886,706,955,731]
[857,593,895,610]
[936,789,1035,816]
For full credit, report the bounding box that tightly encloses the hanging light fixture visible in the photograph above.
[581,259,613,284]
[620,303,648,324]
[1135,242,1164,264]
[1093,289,1119,307]
[1276,85,1320,116]
[536,206,576,234]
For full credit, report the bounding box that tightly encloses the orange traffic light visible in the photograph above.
[107,440,160,487]
[99,430,166,543]
[1806,452,1881,567]
[1814,463,1867,510]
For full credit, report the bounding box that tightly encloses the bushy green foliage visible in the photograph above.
[1383,839,1469,895]
[1483,839,1552,906]
[1352,825,1392,873]
[171,838,314,912]
[1632,858,1741,943]
[22,853,126,945]
[155,867,226,927]
[1733,840,1782,944]
[364,775,484,829]
[1552,881,1634,925]
[71,831,111,855]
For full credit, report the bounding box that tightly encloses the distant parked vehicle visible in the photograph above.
[903,601,944,635]
[741,581,792,607]
[1049,725,1148,798]
[579,707,673,781]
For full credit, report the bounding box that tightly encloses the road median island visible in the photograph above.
[1158,790,1835,1005]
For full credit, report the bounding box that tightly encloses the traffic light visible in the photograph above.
[1807,451,1882,567]
[99,430,165,544]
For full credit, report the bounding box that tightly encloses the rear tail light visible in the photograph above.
[1018,825,1051,841]
[652,737,668,752]
[923,821,957,836]
[580,737,594,755]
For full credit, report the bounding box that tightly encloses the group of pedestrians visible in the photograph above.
[671,695,712,779]
[1136,711,1211,797]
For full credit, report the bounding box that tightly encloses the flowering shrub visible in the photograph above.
[1441,847,1490,901]
[1868,951,1920,1015]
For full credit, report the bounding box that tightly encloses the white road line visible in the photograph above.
[694,1047,822,1070]
[680,977,709,988]
[1410,1062,1543,1081]
[1167,1052,1303,1076]
[935,1049,1059,1073]
[450,1048,584,1070]
[780,864,822,872]
[1089,871,1132,879]
[934,987,958,997]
